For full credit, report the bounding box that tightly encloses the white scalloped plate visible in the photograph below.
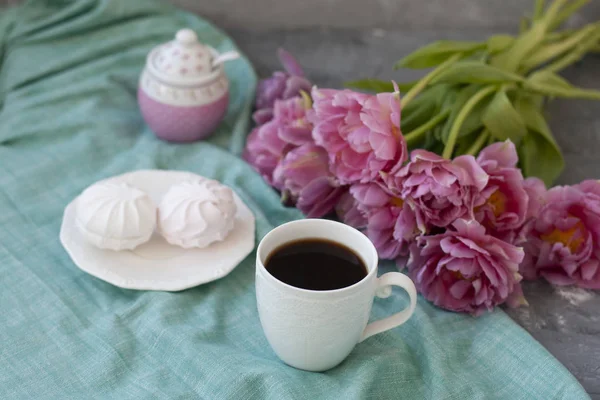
[60,170,255,291]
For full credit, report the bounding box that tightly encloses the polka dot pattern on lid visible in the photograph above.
[149,28,213,81]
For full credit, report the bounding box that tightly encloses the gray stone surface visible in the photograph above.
[171,0,600,30]
[224,27,600,398]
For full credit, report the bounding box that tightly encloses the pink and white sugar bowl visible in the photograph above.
[138,29,239,142]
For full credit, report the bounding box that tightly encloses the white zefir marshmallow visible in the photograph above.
[75,182,156,250]
[158,178,237,248]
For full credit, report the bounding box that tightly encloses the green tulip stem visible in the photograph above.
[522,24,596,72]
[546,30,575,42]
[520,17,530,34]
[404,109,450,147]
[466,130,491,156]
[401,54,461,108]
[544,49,585,73]
[533,0,546,21]
[543,0,572,28]
[442,86,497,159]
[549,0,590,31]
[543,29,600,73]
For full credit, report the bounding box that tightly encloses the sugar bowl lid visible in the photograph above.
[146,29,219,86]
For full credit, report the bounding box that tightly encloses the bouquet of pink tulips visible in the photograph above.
[243,0,600,315]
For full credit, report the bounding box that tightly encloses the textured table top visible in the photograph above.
[223,27,600,398]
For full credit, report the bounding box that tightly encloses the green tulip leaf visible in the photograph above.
[440,84,490,143]
[404,110,449,148]
[438,85,460,111]
[433,124,445,141]
[482,89,527,143]
[460,94,491,138]
[344,79,416,93]
[423,130,445,153]
[487,35,515,54]
[394,40,484,69]
[454,129,484,155]
[430,61,525,85]
[423,130,437,149]
[524,70,600,100]
[401,85,448,132]
[518,131,564,186]
[514,94,556,144]
[514,94,564,185]
[401,101,438,134]
[491,23,547,72]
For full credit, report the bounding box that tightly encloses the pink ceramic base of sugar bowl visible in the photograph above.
[138,89,229,142]
[138,29,238,142]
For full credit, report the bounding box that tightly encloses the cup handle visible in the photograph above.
[359,272,417,342]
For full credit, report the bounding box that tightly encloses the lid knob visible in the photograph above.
[175,29,198,46]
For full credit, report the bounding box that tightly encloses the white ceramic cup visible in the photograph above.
[255,219,417,372]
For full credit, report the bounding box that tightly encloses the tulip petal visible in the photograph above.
[450,280,472,299]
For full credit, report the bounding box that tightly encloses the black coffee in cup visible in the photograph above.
[264,238,368,291]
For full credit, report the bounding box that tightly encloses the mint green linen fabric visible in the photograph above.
[0,1,589,399]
